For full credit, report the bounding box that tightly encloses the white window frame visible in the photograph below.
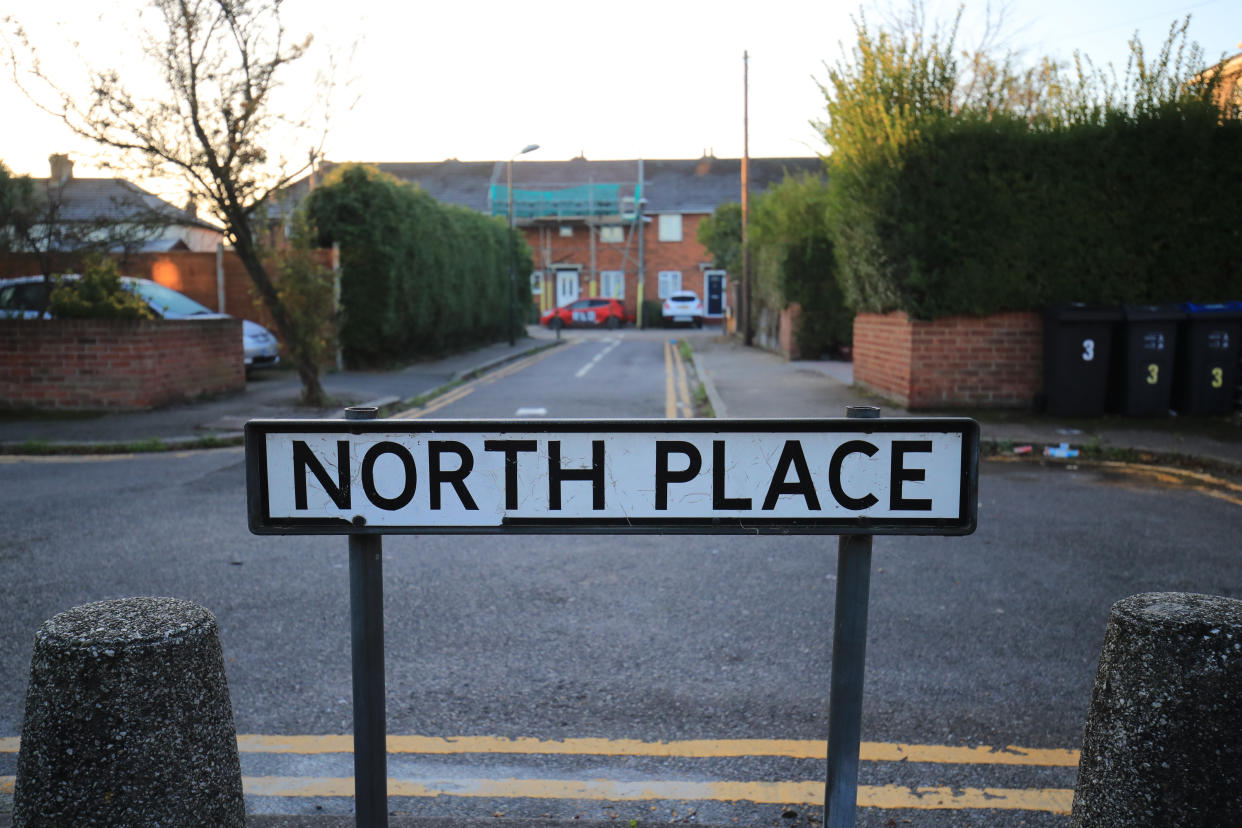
[658,214,683,242]
[559,225,574,238]
[657,270,682,299]
[599,225,624,244]
[530,270,543,295]
[599,270,625,300]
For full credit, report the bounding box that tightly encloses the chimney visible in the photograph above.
[48,154,74,186]
[184,196,197,219]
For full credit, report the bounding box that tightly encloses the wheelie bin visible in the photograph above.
[1043,305,1121,417]
[1116,305,1183,415]
[1174,302,1242,414]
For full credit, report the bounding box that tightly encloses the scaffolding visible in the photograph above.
[492,162,649,315]
[488,182,644,220]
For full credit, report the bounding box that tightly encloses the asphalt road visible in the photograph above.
[2,329,1240,826]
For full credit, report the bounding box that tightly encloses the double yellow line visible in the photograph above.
[228,734,1077,766]
[0,734,1079,813]
[393,343,572,419]
[664,339,694,419]
[990,456,1242,509]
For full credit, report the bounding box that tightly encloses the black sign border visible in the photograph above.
[245,417,979,536]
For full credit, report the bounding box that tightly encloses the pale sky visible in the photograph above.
[1,0,1237,202]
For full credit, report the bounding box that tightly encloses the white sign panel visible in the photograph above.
[246,419,978,536]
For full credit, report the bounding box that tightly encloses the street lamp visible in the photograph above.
[507,143,540,345]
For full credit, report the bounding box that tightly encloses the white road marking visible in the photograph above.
[574,336,623,379]
[515,407,548,417]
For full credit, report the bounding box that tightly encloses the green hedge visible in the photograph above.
[750,173,851,357]
[305,164,532,365]
[828,103,1242,319]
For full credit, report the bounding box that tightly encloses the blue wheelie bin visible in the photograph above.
[1174,302,1242,414]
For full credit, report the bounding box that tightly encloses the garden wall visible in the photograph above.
[853,311,1042,409]
[0,318,244,411]
[754,303,805,360]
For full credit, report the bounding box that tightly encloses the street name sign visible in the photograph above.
[246,418,978,536]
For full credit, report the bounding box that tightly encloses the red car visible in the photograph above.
[540,298,632,330]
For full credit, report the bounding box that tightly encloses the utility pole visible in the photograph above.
[741,50,753,346]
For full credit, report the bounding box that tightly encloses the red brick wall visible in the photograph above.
[854,311,1042,408]
[0,318,244,411]
[755,302,805,360]
[853,312,915,403]
[779,304,803,360]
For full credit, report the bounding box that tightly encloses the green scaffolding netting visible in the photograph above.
[490,183,640,218]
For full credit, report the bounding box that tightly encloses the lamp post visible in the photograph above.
[635,198,647,328]
[508,143,540,345]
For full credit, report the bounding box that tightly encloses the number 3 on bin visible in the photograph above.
[1082,339,1095,362]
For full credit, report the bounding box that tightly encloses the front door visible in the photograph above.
[705,270,726,317]
[556,269,580,307]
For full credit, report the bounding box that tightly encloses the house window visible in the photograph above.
[599,225,624,243]
[658,270,682,299]
[559,225,574,237]
[600,270,624,299]
[658,214,683,242]
[530,270,543,295]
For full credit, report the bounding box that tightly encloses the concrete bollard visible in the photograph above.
[14,597,245,826]
[1071,592,1242,826]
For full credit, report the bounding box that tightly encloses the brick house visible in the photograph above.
[16,154,224,258]
[285,155,821,324]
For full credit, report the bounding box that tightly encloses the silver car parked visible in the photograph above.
[0,274,280,370]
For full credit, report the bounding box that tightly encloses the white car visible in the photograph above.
[0,274,280,370]
[662,290,704,327]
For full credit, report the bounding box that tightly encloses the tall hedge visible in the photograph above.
[820,10,1242,320]
[305,164,532,365]
[698,178,851,357]
[829,105,1242,318]
[749,173,851,357]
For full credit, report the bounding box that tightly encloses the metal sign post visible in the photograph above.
[826,406,878,828]
[244,415,979,825]
[344,407,387,827]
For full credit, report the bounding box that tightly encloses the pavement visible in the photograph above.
[0,817,666,828]
[693,336,1242,474]
[0,817,654,828]
[3,324,1241,477]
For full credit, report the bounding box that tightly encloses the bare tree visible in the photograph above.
[5,0,338,404]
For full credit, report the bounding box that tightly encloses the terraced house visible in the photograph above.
[285,154,821,325]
